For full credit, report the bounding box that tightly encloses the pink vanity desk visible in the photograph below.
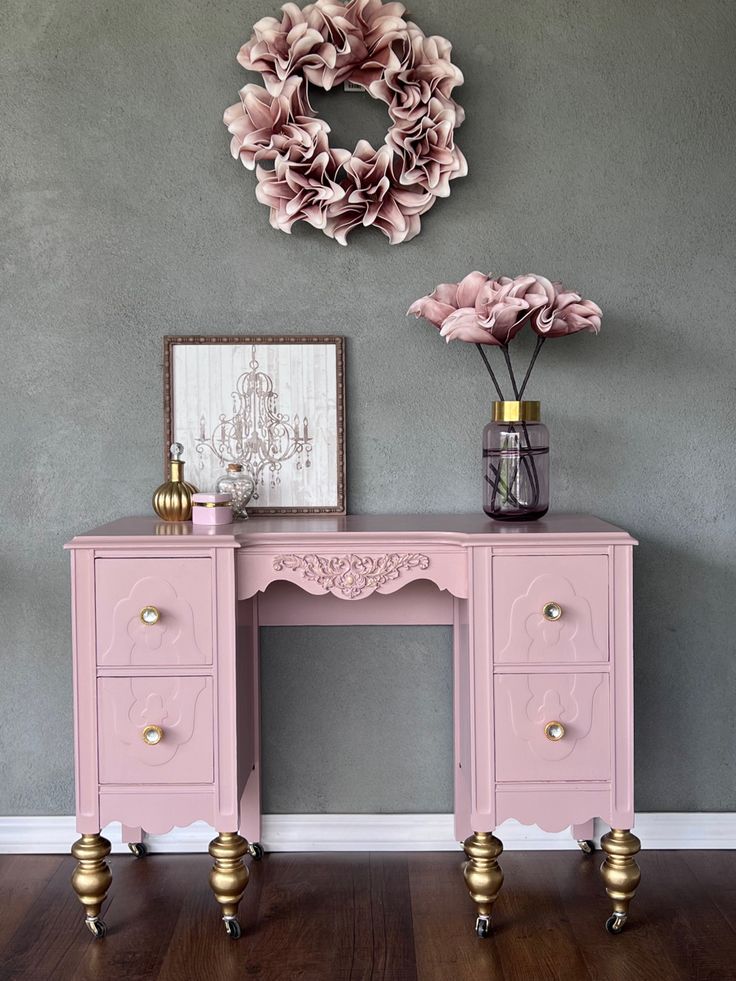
[66,513,640,940]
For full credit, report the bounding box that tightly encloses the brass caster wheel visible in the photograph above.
[577,839,595,855]
[474,914,491,939]
[85,917,107,940]
[248,842,264,861]
[128,842,148,858]
[224,917,241,939]
[605,912,627,935]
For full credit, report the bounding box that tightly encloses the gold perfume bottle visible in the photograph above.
[152,443,198,521]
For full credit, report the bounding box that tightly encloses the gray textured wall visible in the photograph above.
[2,0,735,816]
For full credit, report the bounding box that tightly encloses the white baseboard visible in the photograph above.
[0,812,735,854]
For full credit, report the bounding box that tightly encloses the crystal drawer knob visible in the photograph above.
[542,602,562,622]
[544,721,566,741]
[141,725,164,746]
[140,606,160,626]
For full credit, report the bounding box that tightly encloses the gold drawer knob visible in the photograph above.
[544,721,566,741]
[140,606,160,626]
[141,724,164,746]
[542,602,562,622]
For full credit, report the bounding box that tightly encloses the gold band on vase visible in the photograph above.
[492,400,541,423]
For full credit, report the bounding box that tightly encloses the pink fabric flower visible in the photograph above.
[347,0,409,51]
[533,291,602,336]
[324,140,433,244]
[238,4,343,95]
[438,307,502,345]
[388,96,466,196]
[301,0,368,88]
[475,275,556,344]
[407,270,489,327]
[370,27,464,124]
[229,0,466,245]
[255,130,351,232]
[223,78,327,169]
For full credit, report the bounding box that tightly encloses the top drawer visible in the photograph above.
[95,558,213,666]
[493,554,608,664]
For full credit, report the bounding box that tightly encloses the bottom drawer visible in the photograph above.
[98,676,214,784]
[495,672,610,782]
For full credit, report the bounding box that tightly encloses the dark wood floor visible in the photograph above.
[1,850,735,981]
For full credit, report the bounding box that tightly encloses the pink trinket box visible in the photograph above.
[191,493,233,526]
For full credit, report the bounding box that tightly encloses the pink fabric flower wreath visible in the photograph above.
[224,0,466,244]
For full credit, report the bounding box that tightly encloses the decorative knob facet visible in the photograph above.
[544,721,566,741]
[542,602,562,622]
[141,725,164,745]
[140,606,160,626]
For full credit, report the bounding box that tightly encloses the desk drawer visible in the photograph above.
[495,672,610,782]
[493,554,608,663]
[95,557,213,666]
[98,676,214,784]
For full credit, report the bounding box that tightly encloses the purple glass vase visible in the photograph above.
[483,401,549,521]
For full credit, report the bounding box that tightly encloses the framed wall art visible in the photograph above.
[164,335,345,514]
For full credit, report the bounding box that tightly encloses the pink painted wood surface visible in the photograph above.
[493,553,609,664]
[468,548,495,831]
[610,544,635,828]
[239,546,468,600]
[257,580,454,625]
[495,786,612,832]
[67,513,637,545]
[212,547,241,831]
[70,549,101,834]
[96,557,213,666]
[67,514,636,848]
[98,676,214,784]
[494,672,611,782]
[572,819,595,841]
[99,791,215,836]
[453,595,472,842]
[237,599,261,844]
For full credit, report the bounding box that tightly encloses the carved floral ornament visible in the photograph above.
[273,552,430,597]
[224,0,466,244]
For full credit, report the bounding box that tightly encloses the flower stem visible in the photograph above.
[475,344,505,401]
[518,336,546,400]
[502,344,520,400]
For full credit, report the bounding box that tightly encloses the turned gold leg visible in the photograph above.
[71,833,112,939]
[600,828,641,934]
[462,831,504,938]
[208,832,249,939]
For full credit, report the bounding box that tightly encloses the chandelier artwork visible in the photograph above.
[223,0,466,245]
[195,347,312,499]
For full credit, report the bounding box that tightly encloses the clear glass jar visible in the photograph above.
[483,401,549,521]
[215,463,255,520]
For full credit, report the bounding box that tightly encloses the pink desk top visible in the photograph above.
[67,513,637,548]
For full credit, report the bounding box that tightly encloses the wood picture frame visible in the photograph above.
[164,335,346,514]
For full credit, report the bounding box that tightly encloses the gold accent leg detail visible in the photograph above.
[600,828,641,934]
[462,831,504,937]
[71,833,112,938]
[208,832,249,938]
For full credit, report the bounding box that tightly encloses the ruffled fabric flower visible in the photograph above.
[474,275,556,344]
[388,96,466,195]
[324,140,433,244]
[347,0,409,51]
[223,78,328,169]
[371,27,464,123]
[533,291,602,336]
[228,0,466,244]
[408,272,602,344]
[255,130,351,231]
[407,270,488,327]
[301,0,368,88]
[238,3,344,95]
